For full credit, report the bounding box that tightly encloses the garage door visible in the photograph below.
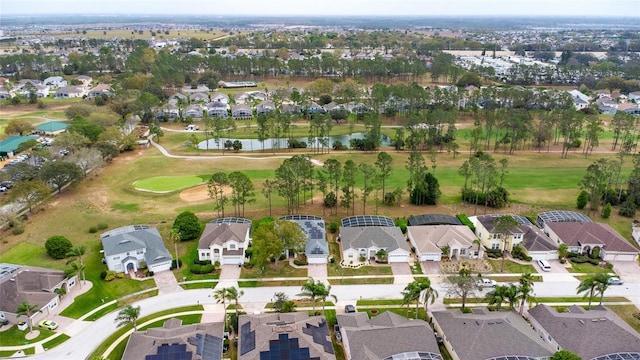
[605,253,637,261]
[388,254,408,263]
[223,256,244,265]
[419,253,441,261]
[307,256,327,264]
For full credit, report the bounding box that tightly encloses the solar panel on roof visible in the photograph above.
[240,322,256,355]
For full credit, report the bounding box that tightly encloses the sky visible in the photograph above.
[1,0,639,17]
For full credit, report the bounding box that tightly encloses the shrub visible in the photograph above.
[619,199,636,217]
[88,226,98,233]
[190,264,215,274]
[100,271,107,280]
[96,223,108,230]
[104,271,117,281]
[279,254,286,261]
[116,272,125,278]
[171,259,183,269]
[147,271,154,277]
[576,190,589,209]
[485,248,502,259]
[511,245,532,261]
[172,211,201,240]
[324,192,337,208]
[394,218,407,234]
[602,203,612,219]
[45,235,73,259]
[193,259,212,265]
[456,214,475,231]
[293,259,308,266]
[12,226,24,235]
[244,248,253,258]
[328,222,339,234]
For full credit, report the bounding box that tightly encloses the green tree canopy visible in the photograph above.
[45,235,73,259]
[172,211,201,241]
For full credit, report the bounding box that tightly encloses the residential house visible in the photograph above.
[231,104,253,120]
[54,86,85,99]
[280,215,329,264]
[431,308,554,360]
[43,76,67,89]
[618,102,640,115]
[207,101,229,118]
[211,93,230,104]
[339,226,409,265]
[189,92,209,103]
[87,84,112,98]
[407,214,462,226]
[536,210,591,229]
[301,101,325,114]
[0,86,12,100]
[237,312,335,360]
[100,225,173,273]
[596,97,618,115]
[169,93,188,102]
[472,215,557,260]
[123,318,224,360]
[256,100,275,115]
[407,225,483,262]
[181,85,210,94]
[629,91,640,103]
[544,222,639,261]
[73,75,92,88]
[528,304,640,359]
[337,311,441,360]
[184,104,204,119]
[0,264,77,325]
[157,104,179,121]
[197,219,251,265]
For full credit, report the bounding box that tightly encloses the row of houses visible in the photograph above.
[569,88,640,115]
[100,210,639,279]
[122,304,640,360]
[0,75,111,100]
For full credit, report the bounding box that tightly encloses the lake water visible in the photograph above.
[197,132,393,151]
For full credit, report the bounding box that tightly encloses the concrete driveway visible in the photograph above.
[420,261,442,275]
[391,263,413,284]
[219,264,242,280]
[307,264,328,279]
[612,261,640,281]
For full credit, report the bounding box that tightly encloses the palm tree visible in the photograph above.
[66,245,86,281]
[472,239,483,261]
[69,262,85,289]
[576,276,598,309]
[486,285,509,310]
[214,287,230,329]
[170,229,182,269]
[557,243,569,263]
[418,277,438,313]
[316,282,337,315]
[505,283,518,310]
[401,282,420,318]
[298,277,320,314]
[115,305,141,331]
[226,286,245,315]
[16,301,38,334]
[517,273,535,315]
[594,273,612,305]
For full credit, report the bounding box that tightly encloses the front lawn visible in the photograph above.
[488,259,536,274]
[42,334,70,350]
[566,262,614,274]
[240,262,307,279]
[0,326,56,346]
[608,305,640,333]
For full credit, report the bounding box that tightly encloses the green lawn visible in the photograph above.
[133,175,207,192]
[240,262,307,279]
[488,259,536,274]
[328,277,394,285]
[42,334,70,350]
[0,325,56,346]
[138,314,202,331]
[567,262,614,274]
[609,305,640,333]
[357,299,404,306]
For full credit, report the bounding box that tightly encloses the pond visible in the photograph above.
[197,132,393,151]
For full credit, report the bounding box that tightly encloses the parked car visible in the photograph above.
[475,278,497,288]
[434,331,444,345]
[1,181,14,189]
[185,124,199,131]
[344,304,356,313]
[38,319,58,330]
[334,325,342,342]
[0,186,7,192]
[607,277,624,285]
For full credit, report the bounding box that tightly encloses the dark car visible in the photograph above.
[434,331,444,345]
[344,305,356,313]
[334,325,342,342]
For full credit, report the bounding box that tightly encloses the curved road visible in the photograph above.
[13,273,640,360]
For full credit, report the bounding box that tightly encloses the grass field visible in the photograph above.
[134,175,207,192]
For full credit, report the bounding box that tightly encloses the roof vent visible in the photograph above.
[579,320,585,324]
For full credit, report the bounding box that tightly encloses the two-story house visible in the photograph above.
[101,225,173,274]
[197,218,251,265]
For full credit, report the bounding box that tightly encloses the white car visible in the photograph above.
[607,277,623,285]
[475,278,497,287]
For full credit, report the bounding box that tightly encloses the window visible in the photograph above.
[201,252,206,257]
[229,244,236,250]
[348,254,353,258]
[460,249,466,255]
[547,334,552,342]
[137,249,144,255]
[491,243,500,250]
[492,234,500,239]
[113,256,120,260]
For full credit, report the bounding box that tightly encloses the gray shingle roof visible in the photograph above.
[337,311,440,360]
[528,305,640,359]
[198,223,249,250]
[340,226,408,252]
[101,226,172,267]
[0,265,66,315]
[432,309,553,360]
[547,222,639,253]
[519,224,558,252]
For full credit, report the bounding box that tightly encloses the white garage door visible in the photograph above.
[388,254,408,263]
[419,253,441,261]
[223,256,244,265]
[307,256,327,264]
[605,253,637,262]
[149,261,171,273]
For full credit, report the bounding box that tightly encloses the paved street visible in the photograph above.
[3,269,639,360]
